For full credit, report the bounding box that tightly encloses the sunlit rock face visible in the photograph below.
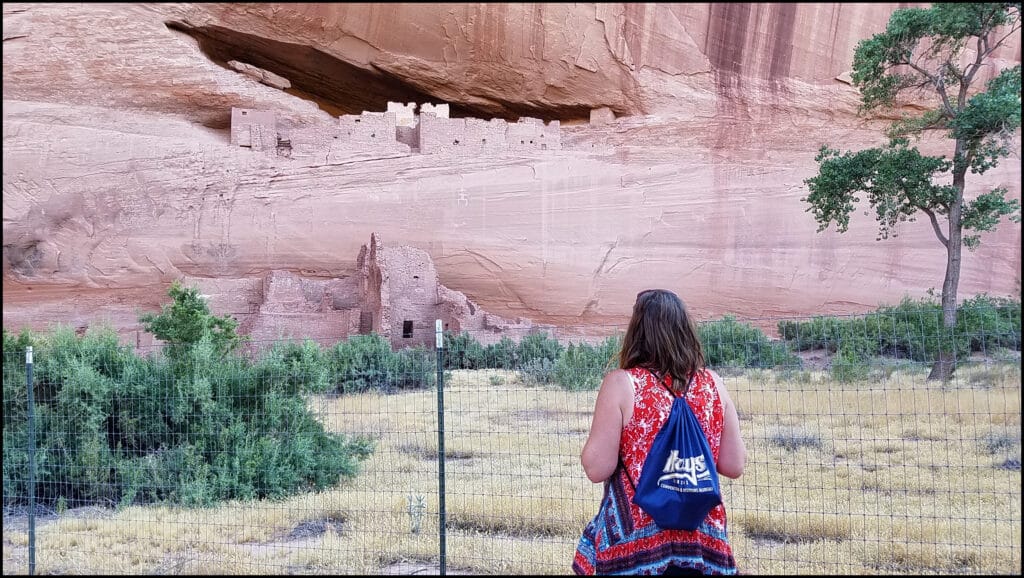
[3,3,1021,340]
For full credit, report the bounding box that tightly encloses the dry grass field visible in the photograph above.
[2,363,1020,575]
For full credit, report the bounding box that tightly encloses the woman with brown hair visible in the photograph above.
[573,289,746,575]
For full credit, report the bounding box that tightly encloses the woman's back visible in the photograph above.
[620,367,725,502]
[620,367,732,541]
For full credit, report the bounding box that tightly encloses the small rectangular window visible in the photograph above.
[402,320,414,338]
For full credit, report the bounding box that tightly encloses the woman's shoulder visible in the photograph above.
[693,367,723,394]
[701,366,722,384]
[603,368,634,385]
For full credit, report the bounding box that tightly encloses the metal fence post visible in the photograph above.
[435,320,447,576]
[26,345,36,576]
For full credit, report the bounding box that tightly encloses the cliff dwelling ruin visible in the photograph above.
[229,101,563,158]
[174,233,547,351]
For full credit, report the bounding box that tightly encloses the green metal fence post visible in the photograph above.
[435,320,447,576]
[27,345,36,576]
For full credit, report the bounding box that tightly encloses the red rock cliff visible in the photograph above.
[3,3,1021,335]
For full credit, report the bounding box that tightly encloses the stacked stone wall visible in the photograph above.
[232,103,563,158]
[418,112,467,154]
[464,118,508,152]
[230,108,278,150]
[507,117,560,151]
[387,101,418,127]
[338,111,409,152]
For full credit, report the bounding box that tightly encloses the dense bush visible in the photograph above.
[519,357,557,385]
[700,317,801,369]
[553,335,622,391]
[778,295,1021,362]
[2,326,374,509]
[442,330,486,370]
[475,320,802,387]
[830,344,872,383]
[260,339,332,394]
[138,281,244,362]
[956,294,1020,352]
[327,333,435,393]
[388,345,436,391]
[516,332,564,366]
[482,336,518,369]
[443,331,563,371]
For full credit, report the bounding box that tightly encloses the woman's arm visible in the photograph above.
[709,369,746,479]
[581,369,634,483]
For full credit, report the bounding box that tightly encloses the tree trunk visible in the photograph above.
[927,148,966,382]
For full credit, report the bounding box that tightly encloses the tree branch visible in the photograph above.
[965,22,1022,94]
[903,60,956,117]
[960,34,985,90]
[984,22,1021,59]
[919,206,949,248]
[961,33,991,105]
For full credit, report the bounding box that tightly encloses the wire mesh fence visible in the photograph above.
[2,300,1021,575]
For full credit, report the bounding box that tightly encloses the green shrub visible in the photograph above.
[327,334,434,393]
[517,332,564,366]
[328,333,396,393]
[444,331,565,371]
[442,331,485,370]
[956,294,1021,352]
[387,345,436,391]
[2,325,374,509]
[777,316,849,352]
[778,295,1021,362]
[554,335,621,391]
[519,358,556,386]
[830,345,872,383]
[700,317,801,370]
[138,281,244,362]
[260,339,332,394]
[482,337,518,369]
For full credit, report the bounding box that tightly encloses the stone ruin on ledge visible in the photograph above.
[229,101,563,159]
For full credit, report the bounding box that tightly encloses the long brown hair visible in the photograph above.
[619,289,705,394]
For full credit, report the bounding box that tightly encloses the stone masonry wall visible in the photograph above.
[464,118,508,153]
[231,103,561,158]
[337,111,410,152]
[419,112,560,154]
[387,101,417,127]
[230,108,278,150]
[507,117,560,151]
[160,235,550,351]
[418,112,466,154]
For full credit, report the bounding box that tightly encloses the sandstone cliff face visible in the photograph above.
[3,3,1021,338]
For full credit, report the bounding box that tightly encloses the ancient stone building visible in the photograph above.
[506,117,561,151]
[188,234,546,350]
[337,111,410,153]
[229,108,278,151]
[418,111,560,154]
[231,101,561,158]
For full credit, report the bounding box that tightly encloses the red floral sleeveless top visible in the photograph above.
[621,366,728,531]
[573,366,736,574]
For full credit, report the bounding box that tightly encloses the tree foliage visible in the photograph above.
[138,281,244,360]
[801,3,1021,379]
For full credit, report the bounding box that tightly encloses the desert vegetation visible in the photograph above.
[2,293,1020,574]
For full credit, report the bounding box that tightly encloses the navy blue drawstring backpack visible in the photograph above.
[623,375,722,531]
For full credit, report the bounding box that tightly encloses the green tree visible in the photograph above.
[139,281,244,361]
[803,3,1021,380]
